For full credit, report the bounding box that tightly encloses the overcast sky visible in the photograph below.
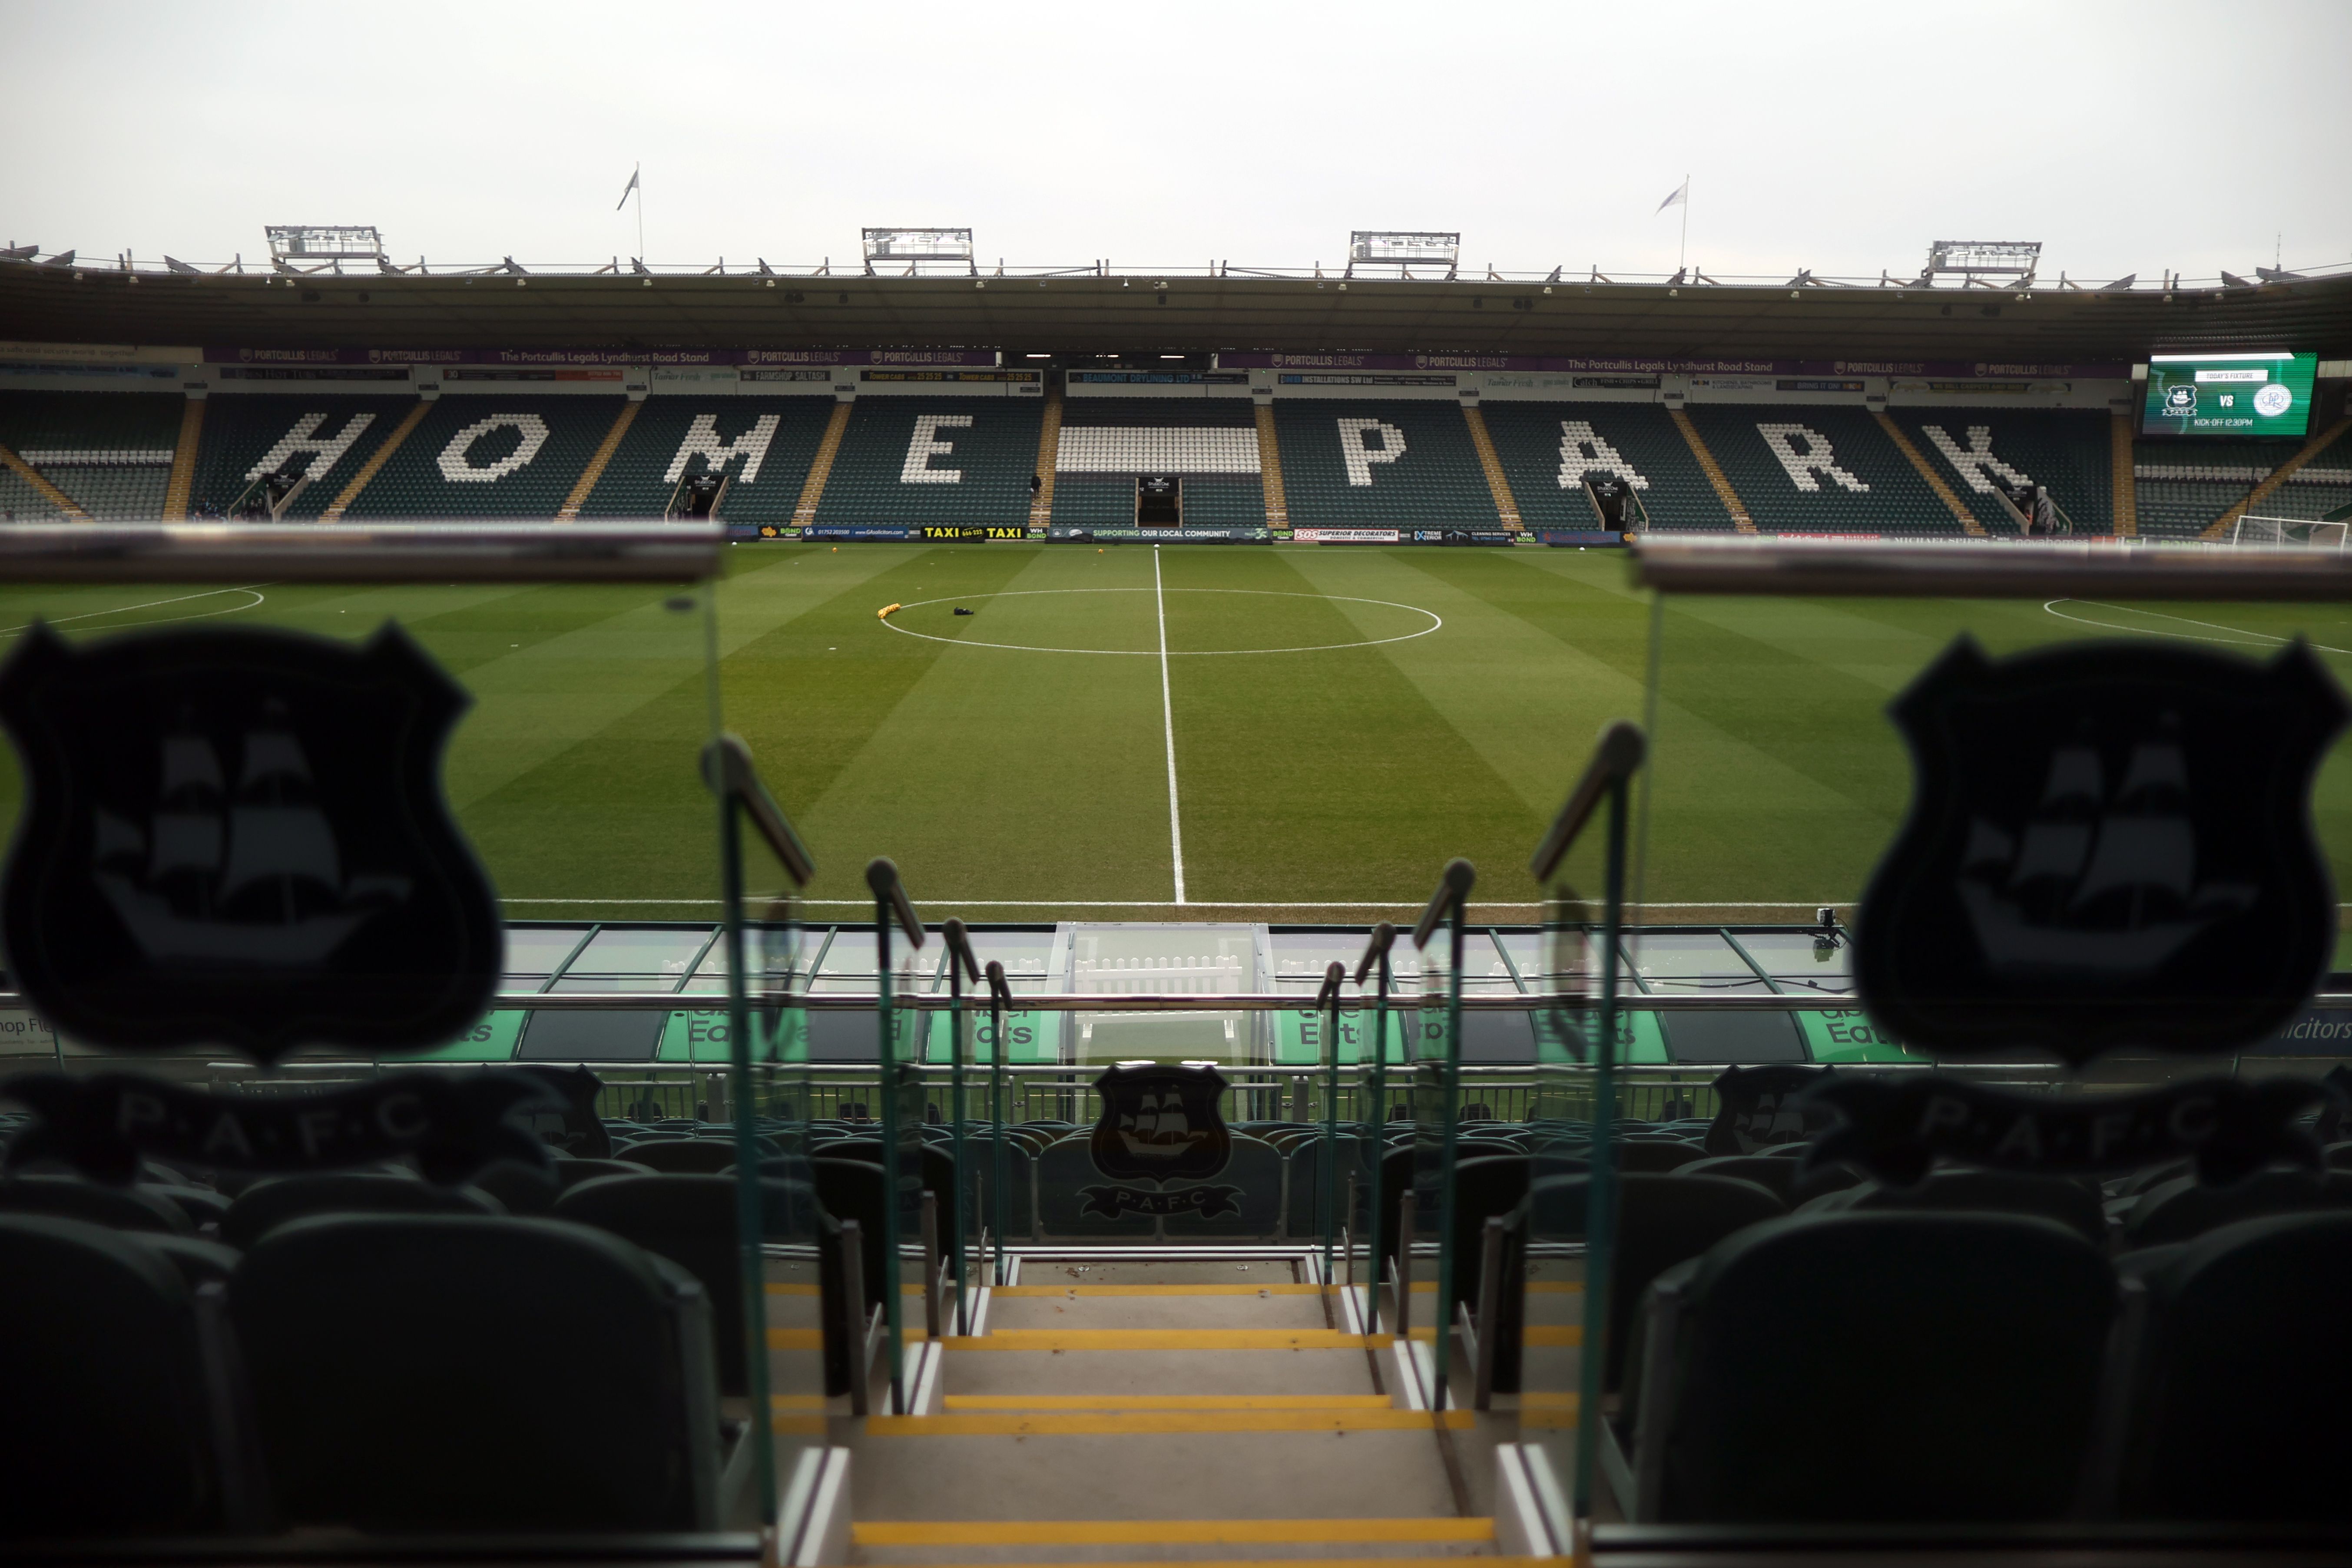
[6,0,2347,284]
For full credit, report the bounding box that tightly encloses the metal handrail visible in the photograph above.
[1632,535,2352,600]
[0,522,721,582]
[703,735,815,885]
[1531,722,1648,882]
[1353,921,1397,985]
[1412,859,1476,948]
[0,987,2228,1012]
[865,859,925,947]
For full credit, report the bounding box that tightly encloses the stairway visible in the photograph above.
[321,400,431,522]
[2109,414,2137,536]
[1666,410,1756,533]
[1459,407,1522,532]
[557,400,641,520]
[833,1252,1511,1566]
[1873,412,1985,536]
[1254,405,1290,529]
[795,402,855,527]
[2202,415,2352,540]
[162,396,205,520]
[1030,385,1063,528]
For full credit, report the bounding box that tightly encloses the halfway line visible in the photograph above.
[1155,546,1187,905]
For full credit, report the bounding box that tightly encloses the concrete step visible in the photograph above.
[847,1429,1468,1527]
[988,1287,1334,1333]
[942,1346,1385,1399]
[852,1514,1494,1563]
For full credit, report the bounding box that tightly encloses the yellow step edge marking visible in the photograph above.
[1517,1391,1580,1430]
[865,1409,1473,1437]
[1403,1325,1581,1346]
[944,1394,1391,1411]
[1525,1281,1585,1294]
[942,1330,1371,1351]
[765,1282,820,1297]
[770,1326,930,1348]
[850,1518,1495,1547]
[772,1416,827,1436]
[991,1283,1326,1297]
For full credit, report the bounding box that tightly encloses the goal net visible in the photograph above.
[2231,514,2352,550]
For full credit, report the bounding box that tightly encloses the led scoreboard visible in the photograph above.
[2142,351,2317,439]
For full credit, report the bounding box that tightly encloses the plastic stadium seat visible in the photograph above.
[1677,1153,1859,1205]
[810,1138,964,1249]
[1530,1171,1787,1392]
[578,397,834,524]
[1895,409,2110,533]
[0,390,184,521]
[2114,1212,2352,1519]
[2121,1168,2352,1247]
[1481,401,1733,531]
[615,1138,742,1174]
[554,1172,823,1398]
[1050,397,1265,527]
[1686,405,1959,537]
[1272,400,1499,527]
[469,1158,561,1216]
[1619,1212,2115,1522]
[140,1183,232,1231]
[231,1214,725,1532]
[0,1214,255,1538]
[1801,1170,2108,1246]
[0,1175,193,1235]
[340,396,621,521]
[126,1233,245,1291]
[554,1156,656,1188]
[814,398,1042,527]
[220,1172,502,1250]
[183,395,409,520]
[1614,1139,1709,1174]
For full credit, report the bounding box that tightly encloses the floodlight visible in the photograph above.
[1922,240,2041,283]
[265,225,386,262]
[862,227,976,276]
[1346,231,1460,279]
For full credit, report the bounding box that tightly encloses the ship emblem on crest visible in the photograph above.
[1089,1062,1230,1183]
[1857,635,2346,1067]
[0,622,501,1064]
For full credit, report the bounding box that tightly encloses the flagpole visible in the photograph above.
[1679,174,1689,275]
[637,164,645,265]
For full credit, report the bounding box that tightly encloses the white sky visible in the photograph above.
[5,0,2348,283]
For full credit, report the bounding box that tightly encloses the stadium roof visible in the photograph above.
[3,258,2349,362]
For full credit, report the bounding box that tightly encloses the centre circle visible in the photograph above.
[877,588,1444,656]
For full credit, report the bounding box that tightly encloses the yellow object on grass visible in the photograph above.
[878,603,902,619]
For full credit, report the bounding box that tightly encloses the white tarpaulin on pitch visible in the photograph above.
[1055,428,1261,473]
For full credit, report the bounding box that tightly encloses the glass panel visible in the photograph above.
[0,530,745,1543]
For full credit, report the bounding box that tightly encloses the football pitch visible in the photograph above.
[6,543,2352,930]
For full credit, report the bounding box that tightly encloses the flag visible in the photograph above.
[1656,179,1688,214]
[615,166,640,212]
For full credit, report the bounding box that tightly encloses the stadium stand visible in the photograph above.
[1892,408,2112,534]
[1271,400,1499,528]
[187,396,414,520]
[2129,437,2309,539]
[1050,397,1265,527]
[339,397,622,520]
[0,462,64,521]
[576,397,835,524]
[0,390,181,520]
[811,397,1041,527]
[1683,404,1960,536]
[1481,401,1737,531]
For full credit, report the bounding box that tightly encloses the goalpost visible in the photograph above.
[2230,514,2352,551]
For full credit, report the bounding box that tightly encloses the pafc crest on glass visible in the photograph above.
[1856,635,2345,1067]
[0,622,501,1062]
[1082,1063,1241,1219]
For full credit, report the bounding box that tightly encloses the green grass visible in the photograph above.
[5,545,2352,931]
